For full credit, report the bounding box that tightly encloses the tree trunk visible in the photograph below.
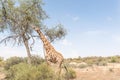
[23,36,32,64]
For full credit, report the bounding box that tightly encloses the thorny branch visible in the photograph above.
[0,35,19,45]
[0,34,39,48]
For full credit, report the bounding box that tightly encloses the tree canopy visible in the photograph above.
[0,0,67,64]
[0,0,67,44]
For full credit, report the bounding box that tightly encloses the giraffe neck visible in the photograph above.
[36,29,54,50]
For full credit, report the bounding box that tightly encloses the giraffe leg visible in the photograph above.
[59,65,62,74]
[46,60,51,65]
[58,61,63,75]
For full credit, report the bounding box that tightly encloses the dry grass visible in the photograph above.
[73,63,120,80]
[1,62,120,80]
[0,67,6,80]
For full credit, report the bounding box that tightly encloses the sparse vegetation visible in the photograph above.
[1,55,120,80]
[96,61,107,66]
[4,55,45,70]
[110,56,118,63]
[24,55,45,66]
[0,57,3,62]
[64,68,76,79]
[0,57,4,67]
[78,64,88,68]
[67,55,120,66]
[4,56,24,70]
[6,63,56,80]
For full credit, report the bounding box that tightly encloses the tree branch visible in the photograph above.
[0,35,19,45]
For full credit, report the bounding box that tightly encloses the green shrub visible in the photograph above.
[31,55,45,65]
[65,68,76,79]
[0,61,5,67]
[0,57,3,62]
[96,61,107,66]
[78,64,88,68]
[37,63,56,80]
[110,57,117,63]
[6,63,57,80]
[4,55,45,70]
[0,57,4,67]
[4,56,24,70]
[24,55,45,66]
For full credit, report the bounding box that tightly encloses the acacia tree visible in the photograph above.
[0,0,67,64]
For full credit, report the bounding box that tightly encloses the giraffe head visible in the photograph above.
[34,27,40,31]
[31,25,40,31]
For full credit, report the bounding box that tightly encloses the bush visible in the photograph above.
[65,68,76,79]
[31,55,45,65]
[4,55,45,70]
[4,56,24,70]
[78,64,88,68]
[110,57,117,63]
[96,61,107,66]
[6,63,57,80]
[0,57,4,67]
[24,55,45,66]
[0,61,5,67]
[0,57,3,62]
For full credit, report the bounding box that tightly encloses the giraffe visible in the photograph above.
[31,25,65,74]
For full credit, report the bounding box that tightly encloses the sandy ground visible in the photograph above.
[0,67,5,80]
[74,63,120,80]
[0,72,5,80]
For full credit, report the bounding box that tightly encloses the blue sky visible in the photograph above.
[1,0,120,58]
